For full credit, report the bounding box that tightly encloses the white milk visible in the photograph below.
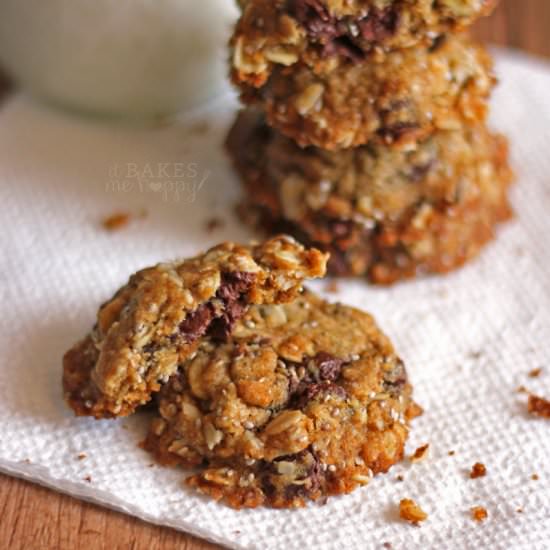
[0,0,239,118]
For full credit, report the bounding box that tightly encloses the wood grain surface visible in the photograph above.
[1,1,549,549]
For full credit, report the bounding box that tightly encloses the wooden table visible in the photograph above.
[1,1,550,548]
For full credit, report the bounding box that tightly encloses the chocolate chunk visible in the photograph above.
[303,380,347,403]
[218,271,257,302]
[294,1,398,60]
[293,1,364,61]
[408,161,434,183]
[377,121,420,143]
[287,352,348,408]
[383,359,407,395]
[209,271,256,339]
[313,351,345,381]
[179,271,256,342]
[358,8,399,43]
[322,36,365,62]
[277,448,324,500]
[294,0,333,36]
[179,303,214,342]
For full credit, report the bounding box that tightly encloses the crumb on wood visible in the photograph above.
[448,450,456,456]
[204,217,225,233]
[531,473,539,481]
[77,453,87,461]
[527,394,550,418]
[470,506,488,522]
[84,475,92,483]
[399,499,427,524]
[528,367,542,378]
[102,212,131,232]
[410,444,429,463]
[470,462,487,479]
[325,280,340,293]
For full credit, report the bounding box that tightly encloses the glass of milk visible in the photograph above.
[0,0,239,119]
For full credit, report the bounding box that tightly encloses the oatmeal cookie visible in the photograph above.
[63,236,328,418]
[145,290,418,508]
[227,109,513,284]
[234,34,494,150]
[231,0,497,81]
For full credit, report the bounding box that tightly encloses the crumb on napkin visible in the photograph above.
[399,499,428,524]
[470,462,487,479]
[410,444,430,463]
[470,506,488,522]
[527,394,550,418]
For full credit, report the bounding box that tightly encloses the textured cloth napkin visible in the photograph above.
[0,50,549,550]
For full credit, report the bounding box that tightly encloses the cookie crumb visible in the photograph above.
[469,350,483,360]
[448,450,455,456]
[470,462,487,479]
[410,444,429,463]
[527,394,550,418]
[84,475,92,483]
[102,212,131,231]
[516,508,523,513]
[399,499,428,524]
[325,280,340,293]
[407,402,424,419]
[516,385,528,393]
[470,506,488,522]
[382,543,392,549]
[531,473,539,481]
[396,475,404,482]
[77,453,87,460]
[204,217,225,233]
[528,367,542,378]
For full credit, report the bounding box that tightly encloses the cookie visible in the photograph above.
[227,109,514,284]
[144,290,419,508]
[63,236,328,418]
[234,34,494,150]
[231,0,497,82]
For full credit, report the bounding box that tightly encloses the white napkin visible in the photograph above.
[0,50,549,550]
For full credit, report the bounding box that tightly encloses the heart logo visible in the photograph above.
[149,181,162,192]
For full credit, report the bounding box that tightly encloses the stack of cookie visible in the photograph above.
[226,0,514,284]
